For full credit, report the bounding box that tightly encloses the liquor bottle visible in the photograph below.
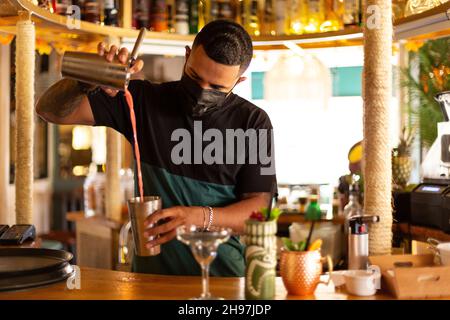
[404,0,441,17]
[343,0,360,26]
[210,0,219,21]
[54,0,72,16]
[274,0,288,35]
[175,0,189,34]
[38,0,53,12]
[72,0,86,20]
[198,0,210,29]
[168,3,175,32]
[289,0,306,34]
[133,0,150,29]
[241,0,260,36]
[189,0,199,33]
[104,0,119,26]
[304,0,325,33]
[320,0,343,32]
[150,0,169,31]
[392,0,406,20]
[261,0,276,35]
[217,0,234,20]
[84,0,100,23]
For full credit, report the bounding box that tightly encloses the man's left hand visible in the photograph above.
[143,206,191,248]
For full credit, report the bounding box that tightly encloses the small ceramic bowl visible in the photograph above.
[343,269,381,296]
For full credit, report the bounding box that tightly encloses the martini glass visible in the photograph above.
[176,225,231,300]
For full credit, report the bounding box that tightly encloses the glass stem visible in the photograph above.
[201,263,211,298]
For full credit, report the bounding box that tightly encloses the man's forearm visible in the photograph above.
[188,193,270,234]
[35,79,94,123]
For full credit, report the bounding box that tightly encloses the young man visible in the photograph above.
[36,20,276,277]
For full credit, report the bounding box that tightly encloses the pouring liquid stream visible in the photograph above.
[124,89,144,202]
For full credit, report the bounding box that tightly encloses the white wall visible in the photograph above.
[234,46,400,186]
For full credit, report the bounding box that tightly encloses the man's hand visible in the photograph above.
[97,42,144,97]
[143,206,192,249]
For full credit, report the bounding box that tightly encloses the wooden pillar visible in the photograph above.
[363,0,393,255]
[105,36,122,222]
[15,11,35,225]
[0,43,12,225]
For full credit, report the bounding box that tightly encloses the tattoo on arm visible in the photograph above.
[36,79,95,119]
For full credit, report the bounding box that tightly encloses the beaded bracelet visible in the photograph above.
[206,206,213,231]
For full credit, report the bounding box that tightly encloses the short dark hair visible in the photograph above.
[192,20,253,74]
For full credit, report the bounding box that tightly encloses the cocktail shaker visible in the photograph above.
[127,196,162,256]
[348,215,380,270]
[61,28,147,91]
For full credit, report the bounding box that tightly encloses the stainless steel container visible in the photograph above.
[127,196,162,256]
[61,28,147,91]
[62,52,131,90]
[348,215,379,270]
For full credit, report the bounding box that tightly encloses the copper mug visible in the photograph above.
[280,249,333,296]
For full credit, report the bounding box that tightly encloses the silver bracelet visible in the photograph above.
[206,206,213,231]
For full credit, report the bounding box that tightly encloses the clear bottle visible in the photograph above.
[404,0,441,17]
[320,0,344,32]
[218,0,234,20]
[274,0,289,35]
[304,0,325,33]
[120,168,135,219]
[175,0,189,34]
[241,0,261,36]
[261,0,276,35]
[289,0,306,34]
[343,183,362,259]
[342,0,360,26]
[210,0,219,20]
[83,163,106,217]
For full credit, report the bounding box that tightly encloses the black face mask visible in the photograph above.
[179,73,232,117]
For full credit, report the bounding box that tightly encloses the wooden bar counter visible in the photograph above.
[0,267,405,300]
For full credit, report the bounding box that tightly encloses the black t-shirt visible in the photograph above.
[88,79,276,276]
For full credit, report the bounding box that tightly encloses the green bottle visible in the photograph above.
[306,196,322,221]
[189,0,199,34]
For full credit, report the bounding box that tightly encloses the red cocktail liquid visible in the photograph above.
[124,89,144,202]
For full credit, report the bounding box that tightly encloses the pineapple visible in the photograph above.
[392,126,415,190]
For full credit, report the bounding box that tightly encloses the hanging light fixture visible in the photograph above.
[264,42,332,109]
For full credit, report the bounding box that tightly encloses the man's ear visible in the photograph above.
[236,76,247,85]
[185,46,191,61]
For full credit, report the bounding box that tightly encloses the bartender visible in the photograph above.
[36,20,277,277]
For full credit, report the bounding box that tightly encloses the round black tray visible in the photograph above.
[0,248,74,291]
